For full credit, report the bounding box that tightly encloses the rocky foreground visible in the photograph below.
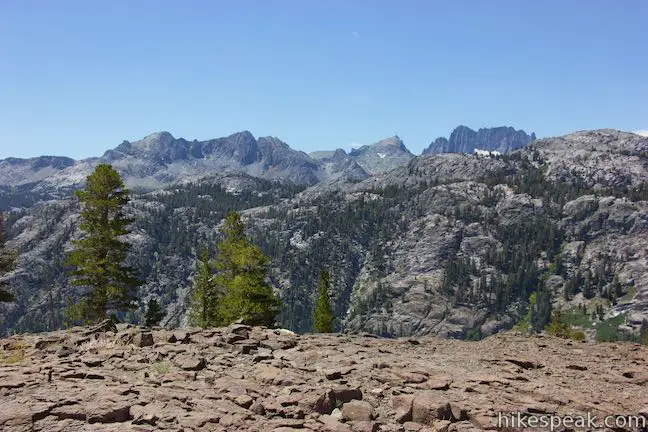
[1,322,647,432]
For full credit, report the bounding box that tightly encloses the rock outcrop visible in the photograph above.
[1,324,646,431]
[423,126,536,155]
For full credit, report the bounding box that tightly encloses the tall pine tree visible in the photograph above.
[0,213,17,302]
[65,164,142,322]
[312,270,334,333]
[188,249,222,328]
[216,211,281,326]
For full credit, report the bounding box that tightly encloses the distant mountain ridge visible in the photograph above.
[423,125,537,154]
[0,126,532,198]
[0,131,416,209]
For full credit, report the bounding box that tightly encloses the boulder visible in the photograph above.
[341,400,373,421]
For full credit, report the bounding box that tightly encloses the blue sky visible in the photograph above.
[1,0,647,159]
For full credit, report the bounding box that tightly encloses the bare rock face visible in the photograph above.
[1,325,647,431]
[423,126,536,155]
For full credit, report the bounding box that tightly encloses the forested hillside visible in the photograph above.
[1,129,647,342]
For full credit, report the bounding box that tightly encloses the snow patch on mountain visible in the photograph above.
[474,148,502,157]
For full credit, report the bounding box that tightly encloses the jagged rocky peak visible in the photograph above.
[255,136,318,170]
[257,136,289,147]
[199,130,260,165]
[228,130,257,146]
[375,135,406,149]
[428,137,449,153]
[308,150,337,160]
[105,131,178,160]
[309,149,349,164]
[352,135,407,153]
[135,131,176,151]
[423,125,536,155]
[347,135,414,175]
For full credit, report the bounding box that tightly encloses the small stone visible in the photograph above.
[318,414,354,432]
[325,370,343,380]
[351,421,379,432]
[341,400,373,421]
[433,419,452,432]
[225,333,247,344]
[277,394,301,406]
[132,332,154,347]
[81,356,103,367]
[253,347,274,362]
[250,401,266,415]
[171,330,189,343]
[404,422,423,431]
[392,394,414,423]
[233,342,257,354]
[412,391,451,425]
[566,364,587,371]
[330,387,363,404]
[450,403,469,421]
[505,358,543,370]
[420,377,452,391]
[173,354,206,371]
[130,403,162,425]
[314,391,334,414]
[56,344,76,358]
[231,321,252,331]
[234,394,253,409]
[229,324,251,337]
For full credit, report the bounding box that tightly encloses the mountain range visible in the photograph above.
[1,126,647,343]
[0,126,534,210]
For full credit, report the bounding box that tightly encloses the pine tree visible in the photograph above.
[531,288,553,332]
[216,211,281,326]
[582,270,594,299]
[144,298,165,327]
[312,270,334,333]
[0,213,17,302]
[65,164,142,322]
[640,320,648,346]
[188,249,221,328]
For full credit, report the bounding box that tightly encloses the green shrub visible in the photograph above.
[595,314,626,342]
[546,311,571,338]
[570,330,586,341]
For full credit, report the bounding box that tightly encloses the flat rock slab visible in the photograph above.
[0,327,647,431]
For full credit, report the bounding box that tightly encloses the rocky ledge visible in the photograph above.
[1,321,647,431]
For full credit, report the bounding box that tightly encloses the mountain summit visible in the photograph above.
[423,125,536,154]
[348,135,414,175]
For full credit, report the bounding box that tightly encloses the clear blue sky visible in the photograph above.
[1,0,647,159]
